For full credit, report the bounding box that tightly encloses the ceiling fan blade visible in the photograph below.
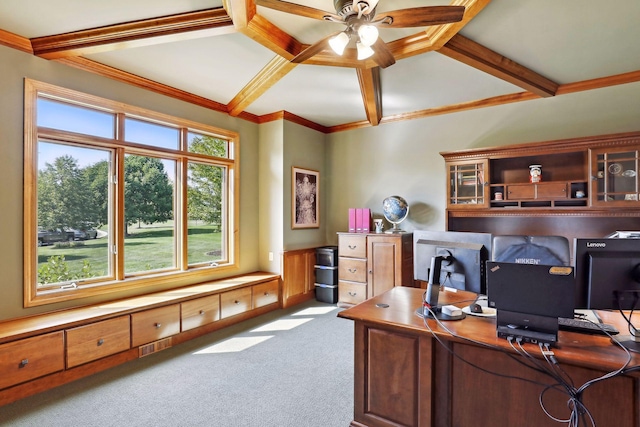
[376,6,465,28]
[291,32,338,63]
[371,38,395,68]
[255,0,341,22]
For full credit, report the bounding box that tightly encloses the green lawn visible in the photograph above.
[37,224,222,281]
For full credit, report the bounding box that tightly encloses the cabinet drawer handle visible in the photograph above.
[19,359,29,368]
[348,292,357,297]
[348,245,357,250]
[154,322,162,328]
[263,292,270,296]
[348,268,357,273]
[97,338,104,346]
[199,310,205,316]
[234,300,240,305]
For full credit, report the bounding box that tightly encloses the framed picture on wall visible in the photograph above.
[292,166,319,229]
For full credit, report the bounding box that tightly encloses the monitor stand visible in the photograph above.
[612,334,640,353]
[415,306,466,321]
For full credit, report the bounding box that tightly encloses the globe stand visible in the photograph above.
[385,222,406,234]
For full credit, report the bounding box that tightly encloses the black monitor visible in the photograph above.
[413,230,492,295]
[574,238,640,309]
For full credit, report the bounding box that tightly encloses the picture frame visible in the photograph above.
[292,166,320,229]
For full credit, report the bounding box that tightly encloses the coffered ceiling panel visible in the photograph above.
[0,0,639,131]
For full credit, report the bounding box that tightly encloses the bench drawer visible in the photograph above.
[0,331,64,390]
[221,287,252,319]
[181,295,220,332]
[66,316,131,368]
[131,304,180,347]
[253,279,279,309]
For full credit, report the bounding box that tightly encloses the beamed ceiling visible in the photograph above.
[1,0,640,133]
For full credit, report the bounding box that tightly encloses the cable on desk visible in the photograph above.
[421,299,635,427]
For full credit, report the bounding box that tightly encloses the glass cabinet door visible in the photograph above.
[590,147,639,207]
[448,160,488,208]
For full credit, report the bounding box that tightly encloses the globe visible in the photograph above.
[382,196,409,233]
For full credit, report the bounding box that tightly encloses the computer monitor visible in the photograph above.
[574,238,640,310]
[413,230,492,295]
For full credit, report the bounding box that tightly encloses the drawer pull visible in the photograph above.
[154,322,162,328]
[97,339,104,346]
[19,359,29,368]
[348,268,357,273]
[199,310,205,316]
[234,300,240,305]
[348,292,357,297]
[348,245,357,250]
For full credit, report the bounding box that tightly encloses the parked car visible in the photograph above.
[69,227,98,240]
[38,228,75,246]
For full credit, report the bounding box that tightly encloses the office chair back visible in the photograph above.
[491,235,570,266]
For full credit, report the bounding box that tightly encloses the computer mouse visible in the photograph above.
[470,303,483,314]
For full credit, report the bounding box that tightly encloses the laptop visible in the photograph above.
[486,262,575,346]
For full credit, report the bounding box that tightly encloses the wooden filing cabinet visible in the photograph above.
[221,287,253,319]
[0,331,64,390]
[253,279,279,309]
[66,316,131,368]
[338,233,368,306]
[337,232,414,307]
[181,294,220,332]
[131,304,181,347]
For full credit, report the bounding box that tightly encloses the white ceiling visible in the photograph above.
[1,0,639,129]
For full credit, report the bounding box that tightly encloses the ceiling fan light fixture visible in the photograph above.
[356,41,375,60]
[329,31,350,55]
[357,24,379,47]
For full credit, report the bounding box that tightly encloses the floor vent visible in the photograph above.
[138,337,173,358]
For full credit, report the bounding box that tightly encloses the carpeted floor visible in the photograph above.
[0,300,354,427]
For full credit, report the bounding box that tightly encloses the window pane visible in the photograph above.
[124,154,176,274]
[124,118,179,150]
[37,142,111,287]
[188,132,228,158]
[187,162,226,265]
[37,98,115,138]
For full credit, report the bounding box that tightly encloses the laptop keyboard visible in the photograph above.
[558,317,619,335]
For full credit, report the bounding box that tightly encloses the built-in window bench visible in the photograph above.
[0,272,280,406]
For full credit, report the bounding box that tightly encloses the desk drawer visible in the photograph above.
[181,295,220,332]
[339,234,367,258]
[221,287,252,319]
[253,279,279,309]
[66,316,131,368]
[131,304,181,347]
[0,331,64,390]
[338,281,367,305]
[339,257,367,283]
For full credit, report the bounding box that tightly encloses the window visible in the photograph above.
[24,79,239,307]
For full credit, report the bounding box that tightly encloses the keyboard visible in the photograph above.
[558,317,619,336]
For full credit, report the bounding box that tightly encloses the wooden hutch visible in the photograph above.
[441,131,640,259]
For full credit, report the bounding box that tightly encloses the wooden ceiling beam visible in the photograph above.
[439,33,559,97]
[228,55,297,116]
[31,8,234,59]
[357,67,383,126]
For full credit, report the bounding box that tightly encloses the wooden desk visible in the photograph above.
[338,287,640,427]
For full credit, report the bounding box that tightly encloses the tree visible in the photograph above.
[187,136,226,230]
[124,155,174,234]
[82,160,109,227]
[38,155,94,230]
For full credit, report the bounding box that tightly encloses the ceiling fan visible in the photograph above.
[255,0,465,68]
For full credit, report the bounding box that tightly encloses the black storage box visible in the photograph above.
[315,246,338,267]
[315,283,338,304]
[314,265,338,286]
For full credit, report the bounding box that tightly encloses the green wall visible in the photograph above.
[2,40,640,321]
